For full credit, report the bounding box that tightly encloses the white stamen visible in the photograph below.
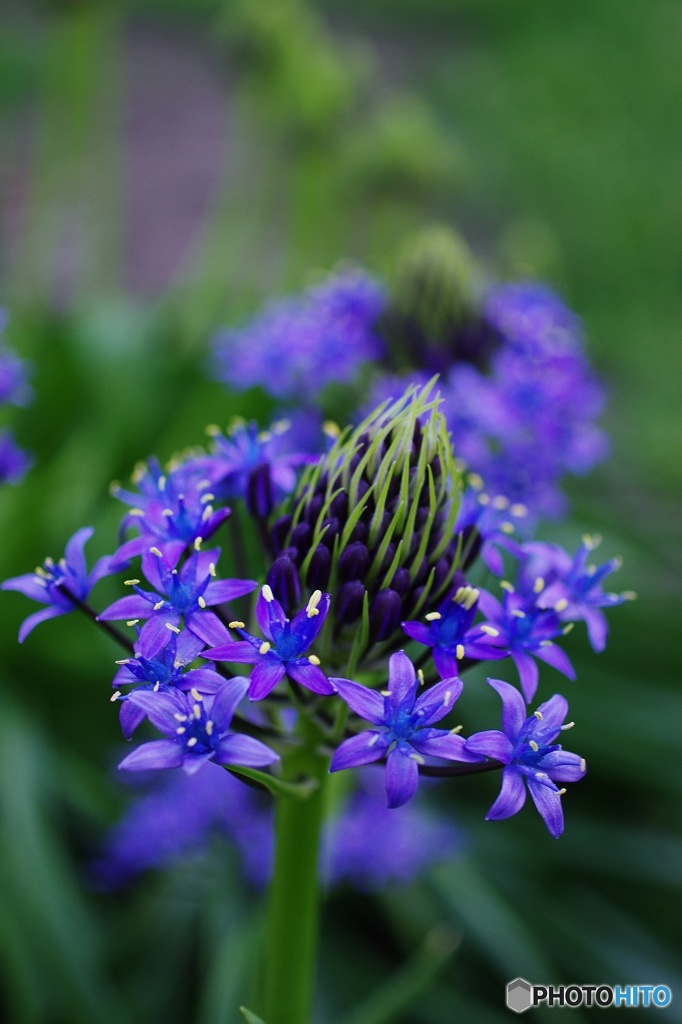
[306,590,323,617]
[229,620,245,629]
[259,641,271,655]
[262,584,274,603]
[425,611,442,621]
[308,655,321,666]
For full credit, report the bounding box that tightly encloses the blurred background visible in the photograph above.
[0,0,680,1021]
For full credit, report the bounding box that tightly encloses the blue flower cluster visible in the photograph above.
[0,310,33,485]
[2,380,632,849]
[212,269,387,404]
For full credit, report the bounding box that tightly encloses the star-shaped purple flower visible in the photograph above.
[205,586,334,701]
[111,626,227,738]
[2,527,122,642]
[98,546,257,649]
[477,585,574,702]
[522,536,633,652]
[329,651,483,809]
[465,678,586,837]
[118,678,279,776]
[402,581,507,678]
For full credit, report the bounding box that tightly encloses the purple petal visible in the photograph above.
[2,573,54,601]
[332,678,385,725]
[477,590,503,620]
[533,693,569,737]
[126,690,185,734]
[139,615,180,651]
[534,642,575,679]
[410,730,484,762]
[582,606,608,652]
[486,766,526,821]
[186,611,233,647]
[385,747,419,808]
[175,630,208,665]
[288,592,331,648]
[432,647,461,679]
[18,605,64,642]
[386,651,418,714]
[181,751,215,775]
[511,649,539,702]
[205,640,260,664]
[464,729,513,763]
[401,620,434,646]
[64,527,94,581]
[181,667,227,695]
[540,750,586,783]
[249,659,286,700]
[286,660,335,695]
[118,739,184,772]
[216,733,279,768]
[205,578,258,605]
[208,677,250,728]
[487,678,527,740]
[98,595,154,621]
[527,776,564,837]
[118,700,148,740]
[330,731,390,771]
[413,676,463,726]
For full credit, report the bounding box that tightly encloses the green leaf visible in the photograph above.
[240,1008,268,1024]
[224,763,319,800]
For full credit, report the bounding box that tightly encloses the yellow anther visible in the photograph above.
[467,472,485,491]
[229,620,245,629]
[623,590,638,601]
[558,788,567,796]
[511,609,526,618]
[173,713,187,722]
[115,659,131,665]
[533,710,544,720]
[561,721,575,730]
[464,588,479,610]
[417,669,425,686]
[194,536,203,551]
[444,690,452,705]
[500,521,515,534]
[529,740,539,752]
[166,622,181,634]
[478,493,490,505]
[580,758,586,772]
[272,418,292,435]
[35,566,48,578]
[190,688,202,702]
[162,508,174,518]
[510,503,528,517]
[554,598,568,612]
[492,495,509,510]
[187,737,198,747]
[322,420,340,438]
[380,690,392,697]
[176,726,186,734]
[197,596,207,609]
[205,424,221,436]
[149,547,163,558]
[257,430,272,444]
[562,623,574,635]
[126,619,140,627]
[158,475,167,491]
[540,640,553,647]
[425,611,442,621]
[368,733,382,747]
[259,641,271,655]
[500,580,514,592]
[200,493,215,504]
[208,563,216,577]
[128,508,144,516]
[306,590,322,617]
[480,625,499,637]
[262,584,274,602]
[308,655,321,666]
[534,577,545,593]
[193,704,202,719]
[201,505,213,521]
[409,753,425,764]
[153,601,164,611]
[205,720,214,736]
[450,724,463,734]
[110,690,121,702]
[455,644,465,660]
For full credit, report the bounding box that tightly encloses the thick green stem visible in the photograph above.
[263,717,328,1024]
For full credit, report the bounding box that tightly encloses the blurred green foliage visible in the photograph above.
[0,0,679,1022]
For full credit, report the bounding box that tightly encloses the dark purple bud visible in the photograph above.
[307,495,324,524]
[338,541,370,582]
[349,521,368,544]
[335,580,366,624]
[380,542,396,573]
[389,567,410,596]
[354,478,370,503]
[369,588,403,641]
[266,555,301,616]
[320,517,340,547]
[291,522,312,552]
[247,464,274,519]
[329,491,348,520]
[270,514,292,554]
[432,556,451,592]
[306,544,331,589]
